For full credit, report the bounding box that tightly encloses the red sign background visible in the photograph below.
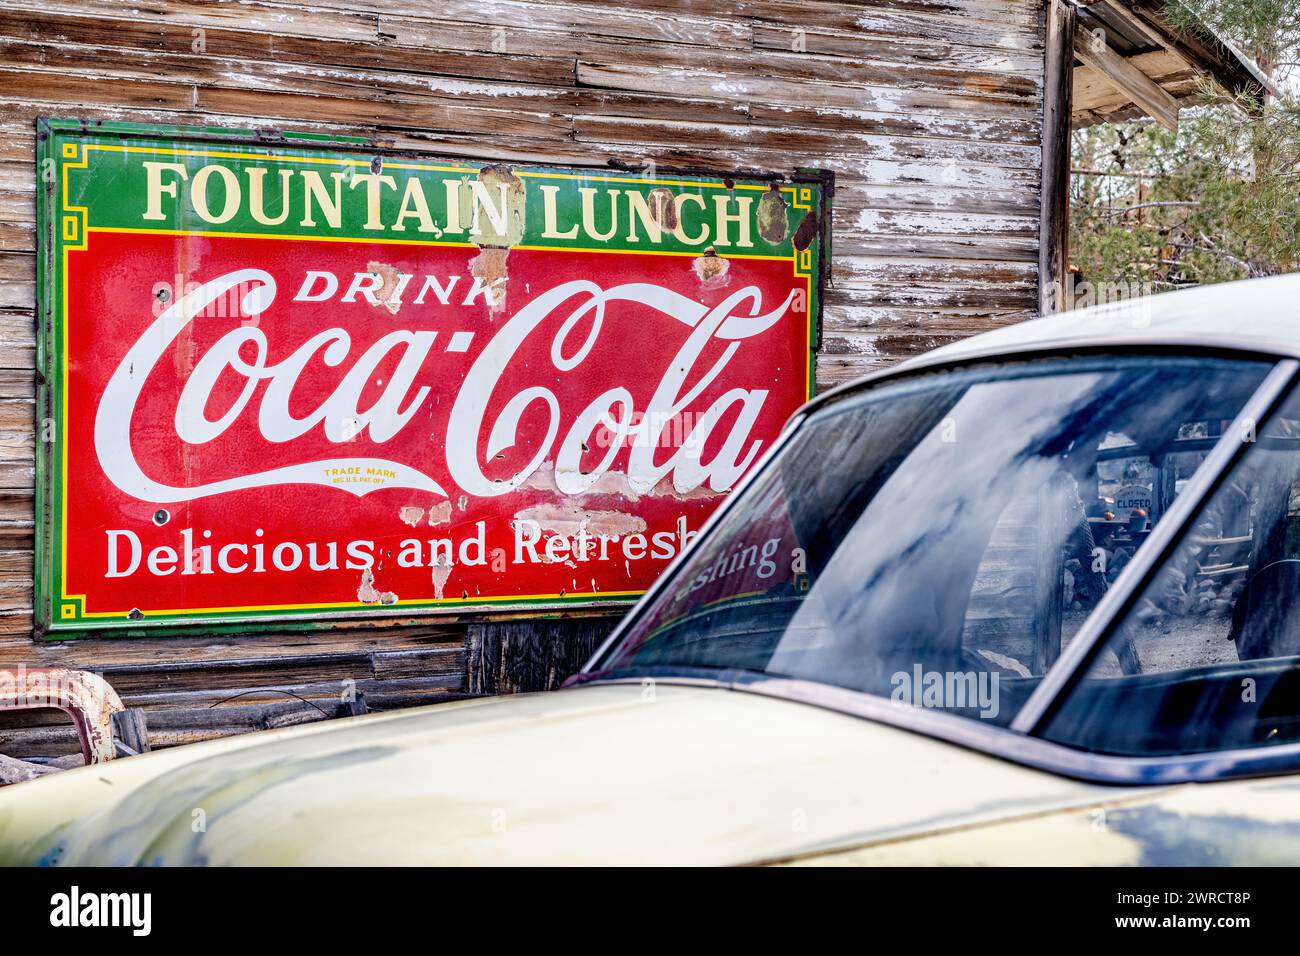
[62,231,811,620]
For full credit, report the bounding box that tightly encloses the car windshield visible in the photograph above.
[593,355,1274,728]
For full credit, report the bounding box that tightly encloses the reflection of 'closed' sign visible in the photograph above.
[1114,484,1152,518]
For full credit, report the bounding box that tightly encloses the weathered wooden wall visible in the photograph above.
[0,0,1045,753]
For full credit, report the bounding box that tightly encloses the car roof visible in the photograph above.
[915,273,1300,368]
[805,273,1300,415]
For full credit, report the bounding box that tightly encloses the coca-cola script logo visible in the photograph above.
[56,226,812,622]
[95,268,796,505]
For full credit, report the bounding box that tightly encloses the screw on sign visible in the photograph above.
[37,120,829,633]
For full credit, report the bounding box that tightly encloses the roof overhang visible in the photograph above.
[1071,0,1276,129]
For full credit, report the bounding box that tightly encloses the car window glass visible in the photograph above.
[1043,396,1300,756]
[596,357,1274,731]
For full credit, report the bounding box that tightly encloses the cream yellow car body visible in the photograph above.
[1,681,1294,866]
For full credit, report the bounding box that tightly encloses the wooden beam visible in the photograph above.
[1074,49,1195,112]
[1039,0,1076,316]
[1096,0,1173,50]
[1073,27,1181,129]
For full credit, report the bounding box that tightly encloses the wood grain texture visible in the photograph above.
[0,0,1047,738]
[467,618,617,695]
[1040,0,1075,314]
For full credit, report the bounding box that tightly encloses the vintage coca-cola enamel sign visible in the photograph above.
[35,120,829,634]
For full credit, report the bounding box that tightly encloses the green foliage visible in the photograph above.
[1164,0,1300,77]
[1070,1,1300,290]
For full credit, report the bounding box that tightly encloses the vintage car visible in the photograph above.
[4,275,1300,866]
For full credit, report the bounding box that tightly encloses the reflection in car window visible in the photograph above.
[597,357,1273,729]
[1043,392,1300,756]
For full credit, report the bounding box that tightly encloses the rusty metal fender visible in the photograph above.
[0,667,125,767]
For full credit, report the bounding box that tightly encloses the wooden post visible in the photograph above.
[111,709,150,755]
[467,619,619,696]
[1039,0,1077,316]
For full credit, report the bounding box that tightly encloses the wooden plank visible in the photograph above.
[833,183,1039,216]
[0,222,35,254]
[827,281,1037,310]
[1040,0,1075,315]
[0,67,194,111]
[576,64,1035,118]
[823,303,1036,333]
[118,675,467,710]
[111,708,150,754]
[584,41,1046,101]
[7,0,753,49]
[196,86,570,140]
[2,0,384,43]
[378,11,748,55]
[0,463,32,493]
[0,433,35,468]
[374,0,755,48]
[0,11,579,87]
[751,22,1044,65]
[1072,24,1179,129]
[573,115,1041,170]
[850,209,1038,238]
[0,401,34,430]
[834,235,1039,262]
[0,685,481,755]
[749,101,1042,146]
[737,0,1042,39]
[1091,0,1180,55]
[468,618,616,694]
[0,372,33,398]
